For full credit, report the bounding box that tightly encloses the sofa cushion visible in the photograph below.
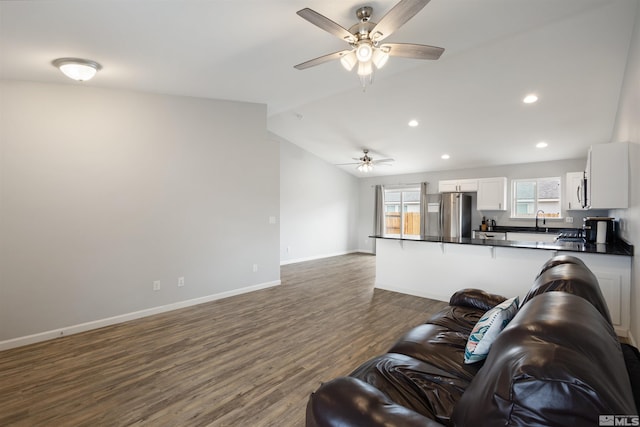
[306,376,446,427]
[464,296,518,364]
[452,292,637,426]
[427,305,486,335]
[350,353,469,425]
[389,323,481,382]
[521,262,611,323]
[449,288,507,312]
[535,254,588,278]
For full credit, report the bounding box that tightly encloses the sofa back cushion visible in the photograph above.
[449,288,507,312]
[535,254,587,278]
[520,262,611,324]
[452,292,636,426]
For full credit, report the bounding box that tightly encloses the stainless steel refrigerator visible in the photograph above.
[425,193,472,238]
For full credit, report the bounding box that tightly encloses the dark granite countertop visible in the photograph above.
[474,226,577,234]
[370,234,634,257]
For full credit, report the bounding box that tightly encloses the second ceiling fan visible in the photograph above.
[294,0,444,86]
[336,149,394,173]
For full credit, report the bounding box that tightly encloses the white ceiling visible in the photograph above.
[1,0,638,176]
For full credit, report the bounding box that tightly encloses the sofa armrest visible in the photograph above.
[449,288,507,312]
[452,293,636,425]
[306,377,445,427]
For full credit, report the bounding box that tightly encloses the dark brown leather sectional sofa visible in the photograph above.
[306,255,637,426]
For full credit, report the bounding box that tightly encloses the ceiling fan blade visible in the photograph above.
[335,162,362,166]
[294,50,352,70]
[369,0,431,42]
[382,42,444,60]
[297,8,356,43]
[372,158,395,164]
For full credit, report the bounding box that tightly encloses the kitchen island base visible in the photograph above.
[374,238,631,338]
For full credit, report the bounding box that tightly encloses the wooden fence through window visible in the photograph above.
[385,212,421,236]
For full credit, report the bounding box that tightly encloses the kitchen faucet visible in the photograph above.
[535,210,546,232]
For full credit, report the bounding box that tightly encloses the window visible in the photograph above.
[384,187,421,238]
[511,177,561,219]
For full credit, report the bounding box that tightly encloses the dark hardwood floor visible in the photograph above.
[0,253,448,426]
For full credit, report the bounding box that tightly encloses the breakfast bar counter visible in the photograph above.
[370,234,634,256]
[371,235,633,338]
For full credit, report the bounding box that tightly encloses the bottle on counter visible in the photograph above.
[481,217,487,231]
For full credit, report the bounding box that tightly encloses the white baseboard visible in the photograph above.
[0,280,281,352]
[628,330,638,347]
[358,249,375,255]
[280,250,362,265]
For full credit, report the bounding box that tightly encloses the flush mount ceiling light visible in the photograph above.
[52,58,102,81]
[294,1,444,88]
[536,141,548,148]
[408,119,419,127]
[441,154,450,160]
[523,94,539,104]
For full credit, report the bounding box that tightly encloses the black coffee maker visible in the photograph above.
[583,217,615,243]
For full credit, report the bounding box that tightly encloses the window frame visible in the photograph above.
[510,177,563,220]
[383,186,421,239]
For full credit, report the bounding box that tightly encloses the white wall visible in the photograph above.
[357,158,602,252]
[611,4,640,343]
[279,136,360,264]
[0,81,280,343]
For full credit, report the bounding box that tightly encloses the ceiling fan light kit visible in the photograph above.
[294,0,444,87]
[340,51,358,71]
[357,60,373,77]
[356,42,373,62]
[372,48,390,68]
[358,163,374,173]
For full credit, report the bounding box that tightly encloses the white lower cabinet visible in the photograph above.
[473,231,507,240]
[506,232,559,243]
[594,272,621,326]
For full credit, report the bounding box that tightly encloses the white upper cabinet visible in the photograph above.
[566,171,585,210]
[587,142,629,209]
[477,177,507,211]
[438,178,478,193]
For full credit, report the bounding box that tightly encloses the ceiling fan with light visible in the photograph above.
[336,149,394,172]
[294,0,444,87]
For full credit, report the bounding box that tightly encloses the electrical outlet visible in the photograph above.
[253,264,258,273]
[286,246,291,254]
[178,277,185,287]
[153,280,161,291]
[269,216,276,224]
[565,216,574,223]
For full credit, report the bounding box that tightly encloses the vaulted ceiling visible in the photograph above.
[1,0,637,176]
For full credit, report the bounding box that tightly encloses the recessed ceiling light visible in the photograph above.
[441,154,450,160]
[536,141,548,148]
[408,119,419,127]
[523,94,538,104]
